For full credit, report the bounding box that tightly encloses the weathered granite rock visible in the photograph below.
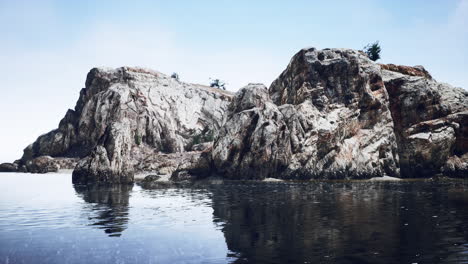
[380,64,432,79]
[128,143,213,178]
[382,67,468,177]
[442,153,468,177]
[17,67,231,181]
[23,156,79,173]
[72,122,134,183]
[170,150,213,181]
[212,84,293,179]
[68,67,231,183]
[10,48,467,181]
[25,156,60,173]
[0,162,18,172]
[142,175,161,182]
[213,48,400,179]
[52,157,79,170]
[1,157,77,174]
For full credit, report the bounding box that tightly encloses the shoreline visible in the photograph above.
[2,171,467,185]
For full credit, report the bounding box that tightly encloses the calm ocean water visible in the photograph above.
[0,173,467,264]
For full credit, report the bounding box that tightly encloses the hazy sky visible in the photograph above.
[0,0,467,162]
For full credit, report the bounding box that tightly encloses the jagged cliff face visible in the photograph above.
[212,84,294,179]
[382,67,468,177]
[5,47,467,181]
[16,67,232,182]
[72,68,232,183]
[213,48,400,179]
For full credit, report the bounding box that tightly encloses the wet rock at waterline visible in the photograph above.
[0,162,18,172]
[1,156,78,173]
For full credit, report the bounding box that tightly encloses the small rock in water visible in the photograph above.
[0,162,18,172]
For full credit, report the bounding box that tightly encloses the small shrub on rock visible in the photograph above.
[364,41,381,61]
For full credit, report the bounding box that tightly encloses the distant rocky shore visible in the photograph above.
[1,48,467,182]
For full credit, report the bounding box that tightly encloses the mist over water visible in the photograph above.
[1,173,467,263]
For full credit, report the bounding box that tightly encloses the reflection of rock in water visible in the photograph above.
[73,184,133,237]
[210,182,468,264]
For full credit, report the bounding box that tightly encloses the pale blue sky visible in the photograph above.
[0,0,467,162]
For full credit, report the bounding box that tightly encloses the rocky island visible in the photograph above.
[1,48,467,182]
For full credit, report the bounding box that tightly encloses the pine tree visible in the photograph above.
[364,41,381,61]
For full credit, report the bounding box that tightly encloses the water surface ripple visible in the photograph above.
[0,173,467,263]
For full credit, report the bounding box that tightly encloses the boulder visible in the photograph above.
[170,150,213,181]
[442,153,468,177]
[72,122,134,183]
[21,156,78,173]
[212,84,293,179]
[142,175,161,182]
[0,163,18,172]
[25,156,59,173]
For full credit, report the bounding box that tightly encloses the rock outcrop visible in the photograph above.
[70,68,232,183]
[380,64,432,79]
[0,162,18,172]
[134,147,213,182]
[14,67,232,183]
[6,47,467,181]
[25,156,78,173]
[213,48,400,179]
[1,157,78,173]
[382,66,468,177]
[212,84,295,179]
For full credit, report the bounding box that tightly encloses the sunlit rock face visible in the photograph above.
[382,66,468,177]
[12,48,468,181]
[212,84,293,179]
[213,48,400,179]
[19,67,232,183]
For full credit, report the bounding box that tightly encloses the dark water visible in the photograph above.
[1,173,468,264]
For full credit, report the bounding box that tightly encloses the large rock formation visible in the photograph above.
[213,48,400,179]
[6,47,467,181]
[16,67,232,182]
[382,65,468,177]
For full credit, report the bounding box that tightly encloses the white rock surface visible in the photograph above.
[16,67,232,182]
[13,48,468,182]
